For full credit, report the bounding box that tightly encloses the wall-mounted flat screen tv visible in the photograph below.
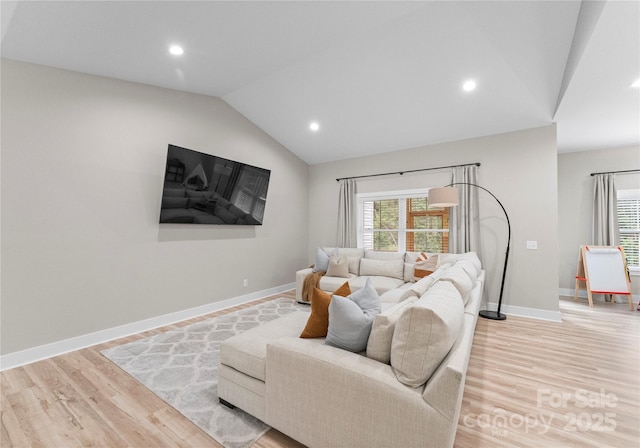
[159,144,271,225]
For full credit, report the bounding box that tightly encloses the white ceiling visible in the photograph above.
[2,1,638,165]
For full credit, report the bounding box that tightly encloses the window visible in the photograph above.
[231,166,270,221]
[618,189,640,270]
[357,190,449,253]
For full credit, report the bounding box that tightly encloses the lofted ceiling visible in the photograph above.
[1,1,638,165]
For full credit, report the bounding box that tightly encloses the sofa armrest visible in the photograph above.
[265,338,453,448]
[295,267,313,302]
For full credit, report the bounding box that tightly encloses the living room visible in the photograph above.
[1,2,639,447]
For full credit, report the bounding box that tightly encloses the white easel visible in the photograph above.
[574,245,633,310]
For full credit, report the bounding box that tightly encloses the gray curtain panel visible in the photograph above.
[337,178,356,248]
[449,165,481,256]
[592,173,619,246]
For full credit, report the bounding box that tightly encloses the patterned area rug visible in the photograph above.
[101,297,309,448]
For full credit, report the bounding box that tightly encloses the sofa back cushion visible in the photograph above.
[452,259,480,281]
[438,266,474,305]
[366,297,418,364]
[364,250,405,261]
[409,263,451,297]
[340,249,364,276]
[163,188,186,198]
[359,258,404,280]
[390,281,464,387]
[438,252,482,274]
[161,197,188,209]
[422,312,476,420]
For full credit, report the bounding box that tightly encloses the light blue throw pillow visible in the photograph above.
[312,247,336,273]
[326,278,381,352]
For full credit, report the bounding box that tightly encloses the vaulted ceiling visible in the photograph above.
[2,1,638,164]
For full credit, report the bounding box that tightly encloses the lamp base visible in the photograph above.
[479,310,507,320]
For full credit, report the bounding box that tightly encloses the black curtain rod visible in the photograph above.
[336,162,481,182]
[590,168,640,176]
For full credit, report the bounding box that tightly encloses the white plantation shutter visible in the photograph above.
[617,190,640,268]
[362,200,375,249]
[357,192,448,252]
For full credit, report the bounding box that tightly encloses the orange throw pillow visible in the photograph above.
[300,281,351,338]
[413,252,438,281]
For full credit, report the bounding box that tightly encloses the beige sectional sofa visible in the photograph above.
[218,249,485,448]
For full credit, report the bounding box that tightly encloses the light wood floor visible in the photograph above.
[2,291,639,448]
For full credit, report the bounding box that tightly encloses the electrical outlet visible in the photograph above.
[243,279,249,287]
[526,240,538,250]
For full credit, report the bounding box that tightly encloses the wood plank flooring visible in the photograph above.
[2,291,639,447]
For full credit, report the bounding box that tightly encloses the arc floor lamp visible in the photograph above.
[428,183,510,320]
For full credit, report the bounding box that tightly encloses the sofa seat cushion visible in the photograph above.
[220,311,309,381]
[349,276,405,296]
[391,281,464,387]
[318,273,358,292]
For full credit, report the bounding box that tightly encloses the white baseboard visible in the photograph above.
[559,287,640,302]
[0,283,295,372]
[485,301,563,322]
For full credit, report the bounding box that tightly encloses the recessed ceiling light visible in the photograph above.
[462,80,477,92]
[631,78,640,88]
[169,45,184,56]
[309,122,320,132]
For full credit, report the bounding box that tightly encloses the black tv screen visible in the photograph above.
[159,144,271,225]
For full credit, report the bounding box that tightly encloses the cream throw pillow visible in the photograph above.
[366,297,418,364]
[326,255,350,278]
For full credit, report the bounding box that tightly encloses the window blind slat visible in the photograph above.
[617,194,640,268]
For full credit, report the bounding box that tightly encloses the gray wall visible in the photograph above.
[558,145,640,296]
[307,125,560,317]
[1,59,309,355]
[6,57,631,356]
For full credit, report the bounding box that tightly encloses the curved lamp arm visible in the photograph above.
[429,182,510,320]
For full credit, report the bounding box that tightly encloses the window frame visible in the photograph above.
[617,188,640,272]
[356,188,449,253]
